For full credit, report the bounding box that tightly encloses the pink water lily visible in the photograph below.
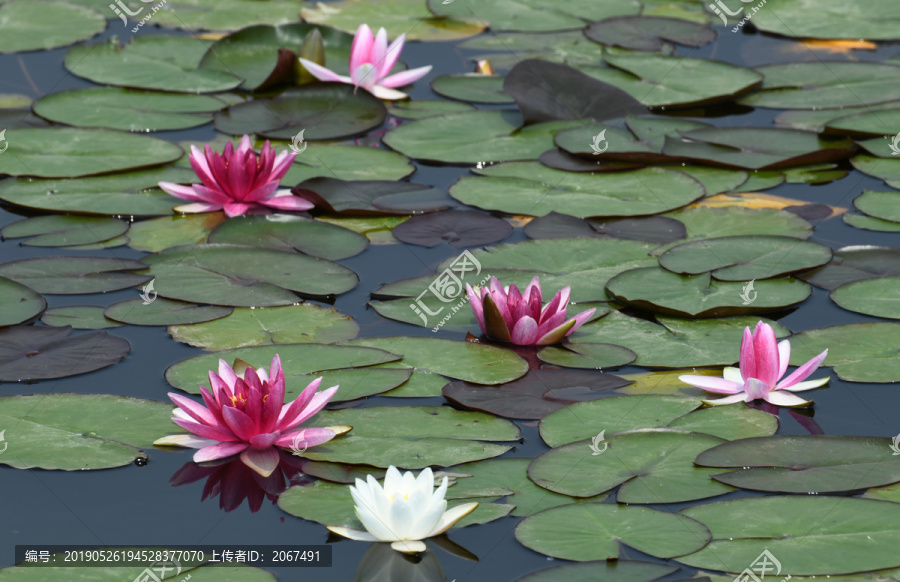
[154,355,341,477]
[298,24,432,100]
[158,134,313,218]
[679,321,829,407]
[466,276,596,346]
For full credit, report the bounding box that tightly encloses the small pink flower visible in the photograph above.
[466,276,596,346]
[298,24,432,100]
[154,355,340,477]
[158,135,313,218]
[679,321,829,407]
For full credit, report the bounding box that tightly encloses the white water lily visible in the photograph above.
[327,466,478,554]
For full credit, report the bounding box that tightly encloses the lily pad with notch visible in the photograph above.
[854,190,900,223]
[536,343,637,370]
[798,246,900,290]
[0,0,105,54]
[0,276,45,327]
[293,178,450,216]
[391,210,512,248]
[41,306,123,330]
[788,322,900,383]
[748,0,900,41]
[555,116,710,163]
[0,326,129,382]
[831,276,900,320]
[280,144,415,185]
[1,215,129,248]
[0,257,150,294]
[432,74,513,104]
[584,15,715,51]
[104,298,233,327]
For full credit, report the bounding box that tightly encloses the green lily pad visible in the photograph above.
[0,1,104,54]
[667,404,779,441]
[659,235,832,280]
[302,435,513,469]
[0,167,196,217]
[776,104,900,133]
[788,322,900,383]
[126,0,309,32]
[281,144,414,185]
[168,305,359,350]
[538,395,701,447]
[824,107,900,138]
[66,36,243,93]
[389,100,476,120]
[127,213,226,252]
[293,178,450,216]
[528,428,733,502]
[606,267,811,318]
[214,85,387,141]
[740,62,900,110]
[301,0,486,41]
[429,0,640,32]
[555,116,710,162]
[306,367,414,401]
[390,210,513,248]
[569,310,790,368]
[1,215,128,247]
[748,0,900,41]
[584,16,715,50]
[799,246,900,290]
[581,54,761,108]
[536,343,637,369]
[198,23,355,90]
[0,257,150,294]
[41,306,123,330]
[0,393,177,470]
[381,369,448,398]
[105,297,233,327]
[678,496,900,574]
[831,276,900,320]
[0,326,130,382]
[665,165,750,197]
[207,214,367,261]
[0,277,45,327]
[142,244,358,306]
[696,436,900,493]
[616,369,714,398]
[857,136,900,159]
[843,213,900,233]
[0,128,183,178]
[459,31,609,70]
[451,163,705,218]
[662,128,856,170]
[854,190,900,223]
[33,88,225,132]
[516,561,678,582]
[851,154,900,186]
[382,110,580,164]
[344,337,528,385]
[431,74,513,104]
[515,502,710,561]
[863,482,900,503]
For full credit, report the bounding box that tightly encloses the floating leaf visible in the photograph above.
[799,246,900,290]
[740,62,900,109]
[523,212,605,240]
[789,322,900,383]
[0,1,104,54]
[207,214,367,261]
[584,16,715,50]
[605,267,811,318]
[2,216,128,247]
[389,100,476,120]
[0,128,183,178]
[749,0,900,41]
[0,257,149,294]
[589,216,687,244]
[515,502,710,561]
[431,74,513,104]
[214,85,387,141]
[555,116,710,162]
[41,306,123,330]
[537,343,637,370]
[442,369,631,420]
[391,210,512,248]
[460,31,609,70]
[428,0,640,32]
[658,235,832,280]
[33,88,225,132]
[0,277,45,327]
[678,496,900,574]
[294,178,450,216]
[127,213,226,252]
[451,163,705,218]
[831,276,900,320]
[667,405,778,441]
[142,244,358,306]
[0,326,129,382]
[824,107,900,138]
[169,305,359,350]
[851,154,900,187]
[302,436,512,469]
[66,36,243,93]
[854,190,900,223]
[280,144,414,185]
[104,298,233,328]
[127,0,311,32]
[516,561,678,582]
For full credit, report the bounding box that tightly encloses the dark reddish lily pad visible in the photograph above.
[585,16,716,51]
[588,216,687,245]
[442,369,632,420]
[798,246,900,291]
[524,212,600,240]
[538,149,643,173]
[503,59,645,125]
[293,177,451,216]
[392,210,513,248]
[0,325,130,381]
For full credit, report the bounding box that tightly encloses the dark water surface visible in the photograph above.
[2,15,900,582]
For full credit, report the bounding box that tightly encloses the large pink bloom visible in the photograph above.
[154,355,339,477]
[158,134,313,218]
[466,276,596,346]
[679,321,829,407]
[298,24,432,100]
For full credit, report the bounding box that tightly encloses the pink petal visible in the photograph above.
[754,322,781,387]
[739,326,756,381]
[218,360,238,388]
[776,349,828,390]
[284,385,339,428]
[352,63,378,89]
[702,393,750,406]
[223,202,251,217]
[369,28,389,79]
[261,192,315,211]
[168,392,217,426]
[270,150,297,180]
[535,319,576,346]
[189,145,217,186]
[378,66,433,88]
[240,446,281,477]
[277,376,322,429]
[275,427,336,448]
[744,377,772,401]
[172,417,237,442]
[678,375,742,394]
[369,84,409,100]
[298,58,352,84]
[510,316,539,345]
[221,406,256,442]
[566,307,596,336]
[764,390,813,407]
[777,339,791,382]
[380,33,405,78]
[192,184,233,204]
[194,442,248,463]
[248,432,280,449]
[350,24,374,74]
[158,182,203,201]
[466,284,486,334]
[236,134,253,156]
[241,181,280,203]
[175,202,223,214]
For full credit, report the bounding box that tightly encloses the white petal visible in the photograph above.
[781,377,829,392]
[153,434,218,449]
[391,540,426,554]
[723,367,743,383]
[327,526,379,542]
[370,84,409,100]
[428,502,479,537]
[765,390,813,407]
[355,504,397,542]
[701,393,750,406]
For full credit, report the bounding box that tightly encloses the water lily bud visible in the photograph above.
[296,28,326,85]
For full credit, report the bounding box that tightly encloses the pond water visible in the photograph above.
[3,2,900,581]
